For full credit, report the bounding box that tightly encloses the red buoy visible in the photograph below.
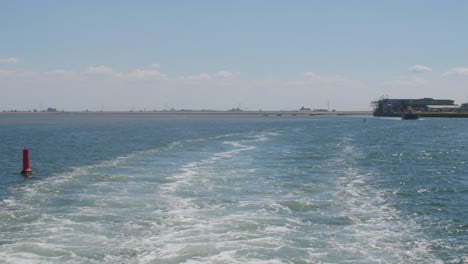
[21,149,32,178]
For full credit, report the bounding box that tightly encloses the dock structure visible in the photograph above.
[372,98,468,118]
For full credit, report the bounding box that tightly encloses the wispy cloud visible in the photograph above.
[186,73,211,80]
[84,65,168,79]
[409,64,432,73]
[403,76,428,86]
[0,69,40,77]
[118,69,168,80]
[85,65,113,74]
[0,57,20,63]
[45,69,75,75]
[301,71,347,83]
[215,71,239,78]
[303,71,317,78]
[0,70,17,76]
[43,69,81,78]
[444,67,468,76]
[382,76,428,87]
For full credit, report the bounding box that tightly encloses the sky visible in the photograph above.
[1,0,468,111]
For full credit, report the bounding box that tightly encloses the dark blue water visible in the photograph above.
[0,114,466,263]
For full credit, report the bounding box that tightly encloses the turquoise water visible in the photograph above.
[0,114,466,263]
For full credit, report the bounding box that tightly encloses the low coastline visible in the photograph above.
[0,110,372,116]
[4,110,468,117]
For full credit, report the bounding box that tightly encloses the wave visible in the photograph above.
[324,137,444,263]
[2,125,460,263]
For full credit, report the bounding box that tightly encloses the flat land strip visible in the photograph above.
[1,111,372,116]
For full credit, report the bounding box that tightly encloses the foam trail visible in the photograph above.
[1,122,462,263]
[319,137,442,263]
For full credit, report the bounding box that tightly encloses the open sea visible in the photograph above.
[0,114,466,263]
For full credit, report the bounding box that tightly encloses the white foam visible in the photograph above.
[4,127,453,263]
[325,137,442,262]
[264,225,290,234]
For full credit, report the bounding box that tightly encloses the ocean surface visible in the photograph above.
[0,114,466,263]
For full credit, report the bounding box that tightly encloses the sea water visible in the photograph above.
[0,114,466,263]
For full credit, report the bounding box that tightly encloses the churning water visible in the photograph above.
[0,114,466,263]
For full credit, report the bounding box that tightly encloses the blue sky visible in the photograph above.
[1,1,468,111]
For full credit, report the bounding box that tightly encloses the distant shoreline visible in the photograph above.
[0,110,372,116]
[5,110,468,117]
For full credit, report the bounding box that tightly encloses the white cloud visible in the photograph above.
[187,73,211,80]
[45,69,72,75]
[44,69,82,79]
[0,57,19,63]
[382,76,429,87]
[304,71,317,78]
[85,65,113,74]
[404,76,428,86]
[0,70,17,76]
[0,69,40,78]
[215,71,239,78]
[119,69,168,80]
[181,71,238,80]
[299,71,348,84]
[84,66,168,80]
[444,67,468,76]
[409,64,432,73]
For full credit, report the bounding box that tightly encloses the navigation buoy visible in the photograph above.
[21,149,32,178]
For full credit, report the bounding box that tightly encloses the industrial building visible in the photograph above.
[372,98,456,117]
